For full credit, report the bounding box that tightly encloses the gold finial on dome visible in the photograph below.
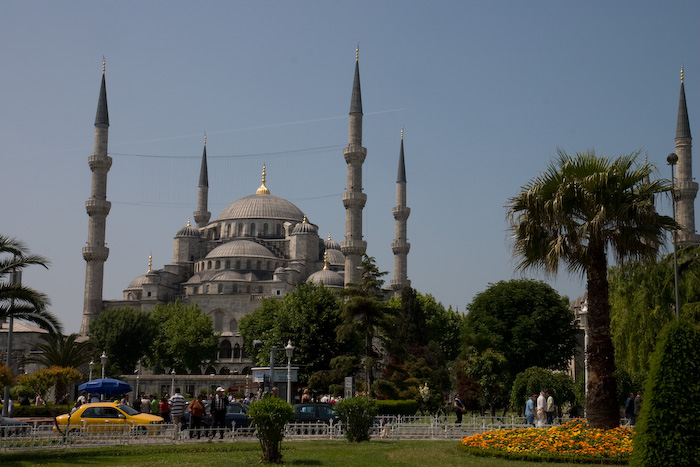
[302,215,308,223]
[256,164,270,195]
[681,65,685,83]
[148,252,152,272]
[102,57,106,74]
[356,43,359,61]
[323,251,329,270]
[328,232,332,241]
[187,218,191,227]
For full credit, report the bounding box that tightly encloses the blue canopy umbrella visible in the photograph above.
[78,378,132,395]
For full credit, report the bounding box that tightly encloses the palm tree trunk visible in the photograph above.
[585,243,619,429]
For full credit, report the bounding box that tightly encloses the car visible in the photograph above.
[182,401,251,431]
[0,416,30,437]
[292,403,338,424]
[54,402,164,434]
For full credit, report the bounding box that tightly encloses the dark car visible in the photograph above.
[182,401,251,430]
[292,403,338,424]
[0,416,30,437]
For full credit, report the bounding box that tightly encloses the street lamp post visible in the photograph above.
[100,351,108,400]
[135,360,141,398]
[2,270,21,417]
[285,341,294,403]
[668,153,681,320]
[89,360,94,381]
[170,369,176,396]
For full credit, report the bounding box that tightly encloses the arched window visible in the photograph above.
[233,344,241,359]
[215,260,220,269]
[218,284,223,294]
[225,224,230,237]
[229,319,238,332]
[276,224,282,236]
[256,260,261,270]
[263,223,269,236]
[258,285,263,294]
[214,311,224,332]
[225,260,230,269]
[246,260,251,269]
[193,286,199,294]
[219,366,231,375]
[250,223,256,236]
[205,366,216,375]
[237,223,243,236]
[235,260,241,269]
[207,261,212,270]
[219,340,232,359]
[190,255,194,262]
[206,284,210,294]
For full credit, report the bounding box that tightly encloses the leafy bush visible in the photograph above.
[631,320,700,467]
[247,395,295,464]
[334,396,377,442]
[375,399,418,416]
[509,367,576,415]
[10,404,71,417]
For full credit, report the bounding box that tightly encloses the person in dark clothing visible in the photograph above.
[453,393,466,424]
[211,386,229,439]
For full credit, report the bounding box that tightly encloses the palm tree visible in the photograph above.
[0,235,61,333]
[507,150,676,429]
[22,332,93,369]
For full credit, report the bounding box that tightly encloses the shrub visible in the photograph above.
[334,396,377,442]
[375,399,418,416]
[631,320,700,467]
[247,395,294,464]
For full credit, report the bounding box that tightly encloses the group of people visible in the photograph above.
[525,389,556,427]
[624,390,642,425]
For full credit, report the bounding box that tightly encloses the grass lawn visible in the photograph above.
[0,440,590,466]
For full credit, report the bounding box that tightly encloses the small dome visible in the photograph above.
[292,216,318,235]
[176,219,201,238]
[206,240,277,259]
[126,274,147,289]
[325,234,341,251]
[307,269,344,287]
[326,248,345,266]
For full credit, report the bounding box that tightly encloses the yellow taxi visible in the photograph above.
[55,402,163,434]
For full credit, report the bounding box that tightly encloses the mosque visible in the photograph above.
[78,49,412,377]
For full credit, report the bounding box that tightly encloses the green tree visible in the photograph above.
[631,320,700,466]
[337,255,394,396]
[247,395,295,464]
[510,367,578,416]
[22,332,93,370]
[89,307,155,375]
[241,282,348,381]
[610,246,700,382]
[507,150,676,429]
[147,301,218,373]
[0,235,61,332]
[464,348,510,415]
[463,279,577,382]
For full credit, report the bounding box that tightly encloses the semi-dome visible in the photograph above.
[326,248,345,266]
[176,219,201,238]
[206,240,277,259]
[307,269,344,287]
[215,193,304,223]
[292,216,318,235]
[325,234,341,250]
[126,274,147,289]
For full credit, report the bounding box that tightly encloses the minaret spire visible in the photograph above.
[674,65,698,245]
[193,132,211,228]
[391,128,411,295]
[342,46,368,285]
[81,59,113,335]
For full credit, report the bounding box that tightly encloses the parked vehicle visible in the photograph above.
[0,416,29,437]
[182,401,251,430]
[292,403,338,424]
[54,402,163,434]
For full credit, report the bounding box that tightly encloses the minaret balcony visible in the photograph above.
[391,242,410,255]
[85,199,112,216]
[343,146,367,162]
[390,279,411,290]
[342,192,367,208]
[341,240,367,256]
[88,155,113,171]
[82,245,109,262]
[392,206,410,219]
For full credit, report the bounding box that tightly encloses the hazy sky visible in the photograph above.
[2,1,698,333]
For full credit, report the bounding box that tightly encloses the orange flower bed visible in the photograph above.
[461,419,633,461]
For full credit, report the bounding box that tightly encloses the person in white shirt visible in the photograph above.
[536,389,547,428]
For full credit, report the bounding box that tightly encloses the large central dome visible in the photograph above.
[215,193,304,222]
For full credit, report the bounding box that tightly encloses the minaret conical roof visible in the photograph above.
[199,139,209,188]
[94,67,109,126]
[397,130,406,183]
[350,47,363,115]
[677,73,692,140]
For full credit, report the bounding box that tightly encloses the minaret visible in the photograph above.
[80,59,112,335]
[391,129,411,295]
[341,45,368,285]
[675,66,698,245]
[193,133,211,228]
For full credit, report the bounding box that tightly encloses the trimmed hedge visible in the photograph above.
[375,399,418,416]
[9,404,71,417]
[630,320,700,467]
